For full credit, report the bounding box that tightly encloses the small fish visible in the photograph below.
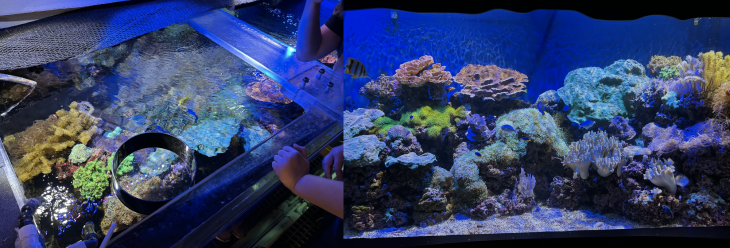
[598,126,604,131]
[410,115,413,120]
[521,136,531,142]
[475,152,482,157]
[186,108,198,123]
[536,101,545,115]
[466,126,477,142]
[500,124,516,132]
[446,86,456,91]
[579,120,596,130]
[562,105,571,111]
[675,175,689,187]
[388,108,400,117]
[344,58,371,79]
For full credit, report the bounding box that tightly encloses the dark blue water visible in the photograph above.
[345,9,730,106]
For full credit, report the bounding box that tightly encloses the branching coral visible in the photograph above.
[392,55,452,87]
[72,160,109,200]
[6,101,100,182]
[562,131,627,179]
[647,55,682,75]
[711,81,730,118]
[372,106,467,138]
[359,75,402,111]
[452,64,528,101]
[643,158,677,194]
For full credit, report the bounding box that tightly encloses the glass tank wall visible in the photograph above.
[343,9,730,238]
[0,4,319,247]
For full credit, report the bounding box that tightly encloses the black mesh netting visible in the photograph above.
[0,0,256,71]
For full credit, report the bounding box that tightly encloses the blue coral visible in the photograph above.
[179,117,240,157]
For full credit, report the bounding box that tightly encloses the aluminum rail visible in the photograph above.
[105,8,342,248]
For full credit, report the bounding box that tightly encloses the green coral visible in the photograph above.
[73,160,110,200]
[373,106,467,138]
[69,144,94,164]
[108,152,134,176]
[659,66,680,80]
[104,127,122,139]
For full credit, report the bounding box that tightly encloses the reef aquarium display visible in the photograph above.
[343,9,730,238]
[0,1,342,247]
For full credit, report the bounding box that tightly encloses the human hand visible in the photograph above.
[272,144,310,190]
[322,145,343,181]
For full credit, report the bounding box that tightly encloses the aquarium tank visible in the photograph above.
[0,0,341,247]
[343,9,730,239]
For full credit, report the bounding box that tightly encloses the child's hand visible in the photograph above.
[272,144,310,190]
[322,145,343,181]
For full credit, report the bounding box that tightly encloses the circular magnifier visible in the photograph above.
[110,132,196,215]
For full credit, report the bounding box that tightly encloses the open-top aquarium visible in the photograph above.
[343,8,730,239]
[0,0,342,247]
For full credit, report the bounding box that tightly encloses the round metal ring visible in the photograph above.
[110,132,196,215]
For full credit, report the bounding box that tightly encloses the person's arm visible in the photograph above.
[272,144,344,219]
[296,0,341,62]
[292,174,343,218]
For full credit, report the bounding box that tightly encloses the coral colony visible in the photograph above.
[344,52,730,238]
[2,22,304,246]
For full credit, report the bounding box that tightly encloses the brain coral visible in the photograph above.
[557,59,649,124]
[452,64,528,102]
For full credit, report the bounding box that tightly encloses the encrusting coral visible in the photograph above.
[5,101,100,182]
[373,106,467,138]
[647,55,682,75]
[345,108,384,139]
[562,131,626,179]
[643,158,677,194]
[452,64,528,102]
[69,144,94,164]
[245,76,293,104]
[393,55,452,87]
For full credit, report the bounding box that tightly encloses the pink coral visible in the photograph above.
[453,64,528,101]
[392,55,452,87]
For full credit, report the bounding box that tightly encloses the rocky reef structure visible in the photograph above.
[245,76,293,104]
[383,125,423,157]
[359,75,402,113]
[3,101,100,182]
[344,108,384,139]
[608,116,636,141]
[557,59,649,124]
[100,195,146,235]
[562,131,627,179]
[178,117,239,157]
[451,64,528,102]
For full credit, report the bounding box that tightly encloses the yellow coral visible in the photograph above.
[10,101,100,182]
[712,81,730,118]
[647,55,681,73]
[699,51,730,102]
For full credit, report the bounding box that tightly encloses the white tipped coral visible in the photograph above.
[563,131,626,179]
[643,158,677,194]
